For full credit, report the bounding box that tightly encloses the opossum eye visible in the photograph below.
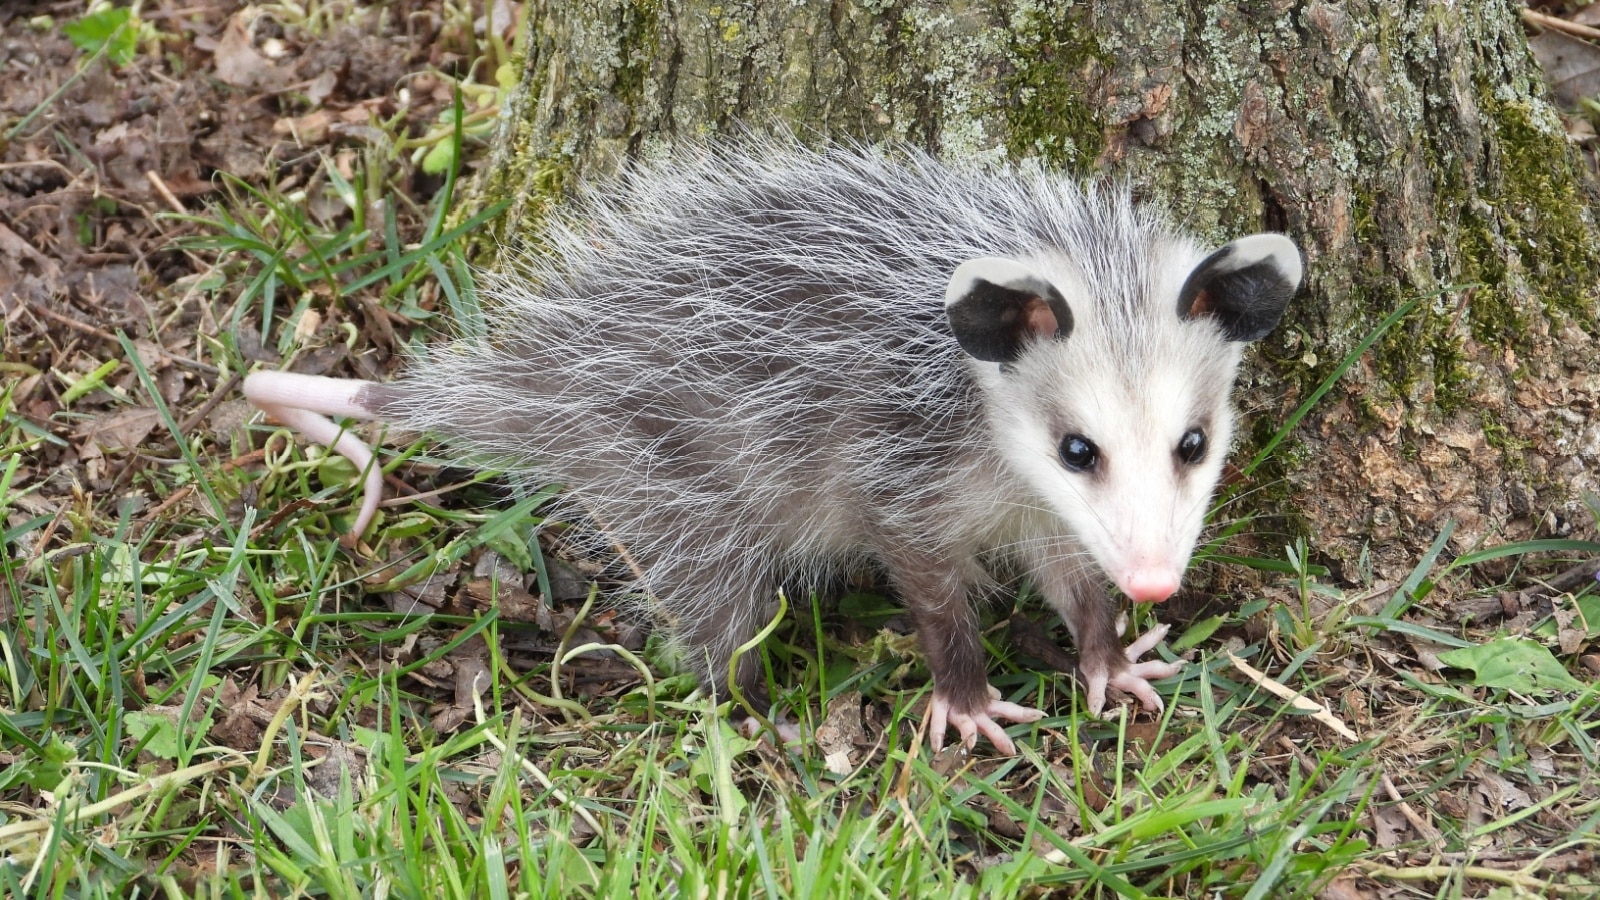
[1058,434,1098,472]
[1177,428,1207,464]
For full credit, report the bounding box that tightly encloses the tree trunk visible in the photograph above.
[475,0,1600,580]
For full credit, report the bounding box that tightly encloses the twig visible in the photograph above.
[1362,861,1592,895]
[579,501,660,600]
[472,698,605,835]
[1379,770,1444,847]
[1541,557,1600,593]
[135,484,195,526]
[21,303,221,375]
[1522,8,1600,42]
[144,170,187,214]
[0,757,246,849]
[177,372,244,435]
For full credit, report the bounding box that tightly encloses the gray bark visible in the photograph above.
[475,0,1600,580]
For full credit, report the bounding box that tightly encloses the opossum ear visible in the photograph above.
[944,257,1074,363]
[1177,233,1302,342]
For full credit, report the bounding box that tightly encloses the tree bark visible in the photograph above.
[476,0,1600,580]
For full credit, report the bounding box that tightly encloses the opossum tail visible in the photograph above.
[243,371,384,536]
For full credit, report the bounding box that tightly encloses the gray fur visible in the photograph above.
[346,143,1298,718]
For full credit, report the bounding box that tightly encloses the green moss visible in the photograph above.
[1427,328,1470,416]
[612,0,661,113]
[1439,90,1600,353]
[1481,412,1529,459]
[1235,411,1315,542]
[1482,96,1600,321]
[1364,87,1600,417]
[1000,7,1106,174]
[1453,212,1523,346]
[1365,282,1418,388]
[1350,187,1381,247]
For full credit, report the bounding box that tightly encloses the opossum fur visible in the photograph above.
[244,144,1302,754]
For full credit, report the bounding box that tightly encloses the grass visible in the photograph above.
[3,4,1599,898]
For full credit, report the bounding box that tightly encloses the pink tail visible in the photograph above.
[244,371,383,537]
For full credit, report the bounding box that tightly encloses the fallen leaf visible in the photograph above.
[0,221,63,284]
[814,691,868,775]
[1371,803,1409,849]
[1438,637,1585,694]
[76,406,162,452]
[306,739,368,800]
[273,109,334,144]
[94,121,129,146]
[1552,600,1586,656]
[431,638,492,734]
[1227,652,1359,741]
[304,69,338,106]
[212,11,287,91]
[1472,766,1534,812]
[1316,876,1376,900]
[1530,31,1600,108]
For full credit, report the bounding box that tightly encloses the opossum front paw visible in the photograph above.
[928,685,1045,756]
[737,714,803,745]
[1084,622,1185,717]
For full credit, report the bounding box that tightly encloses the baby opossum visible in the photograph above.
[244,144,1301,755]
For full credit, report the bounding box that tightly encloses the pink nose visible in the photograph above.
[1120,571,1180,603]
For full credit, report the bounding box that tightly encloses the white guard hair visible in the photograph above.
[969,249,1244,601]
[1214,233,1302,288]
[943,257,1050,308]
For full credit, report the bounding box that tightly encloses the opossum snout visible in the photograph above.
[1116,569,1181,604]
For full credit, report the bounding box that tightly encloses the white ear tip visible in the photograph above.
[944,256,1039,307]
[1231,233,1303,289]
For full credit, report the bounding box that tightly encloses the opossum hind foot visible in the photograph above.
[1084,622,1185,717]
[929,685,1046,756]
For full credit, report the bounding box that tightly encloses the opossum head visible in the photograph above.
[945,234,1302,603]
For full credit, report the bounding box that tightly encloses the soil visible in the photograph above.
[1,0,478,525]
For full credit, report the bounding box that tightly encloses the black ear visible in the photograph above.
[1177,234,1302,342]
[944,257,1074,363]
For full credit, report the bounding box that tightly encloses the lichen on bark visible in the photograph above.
[471,0,1600,580]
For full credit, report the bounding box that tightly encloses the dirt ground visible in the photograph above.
[1,0,488,518]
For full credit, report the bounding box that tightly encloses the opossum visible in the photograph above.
[243,144,1301,755]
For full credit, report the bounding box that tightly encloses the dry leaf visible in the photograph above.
[213,11,287,90]
[815,691,868,775]
[1472,766,1534,813]
[76,407,163,452]
[1371,803,1409,849]
[1553,597,1587,656]
[306,740,368,800]
[1530,31,1600,108]
[1227,652,1360,741]
[1315,876,1377,900]
[273,110,334,144]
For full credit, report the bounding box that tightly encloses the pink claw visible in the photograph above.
[1084,621,1184,717]
[737,715,803,745]
[928,685,1045,755]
